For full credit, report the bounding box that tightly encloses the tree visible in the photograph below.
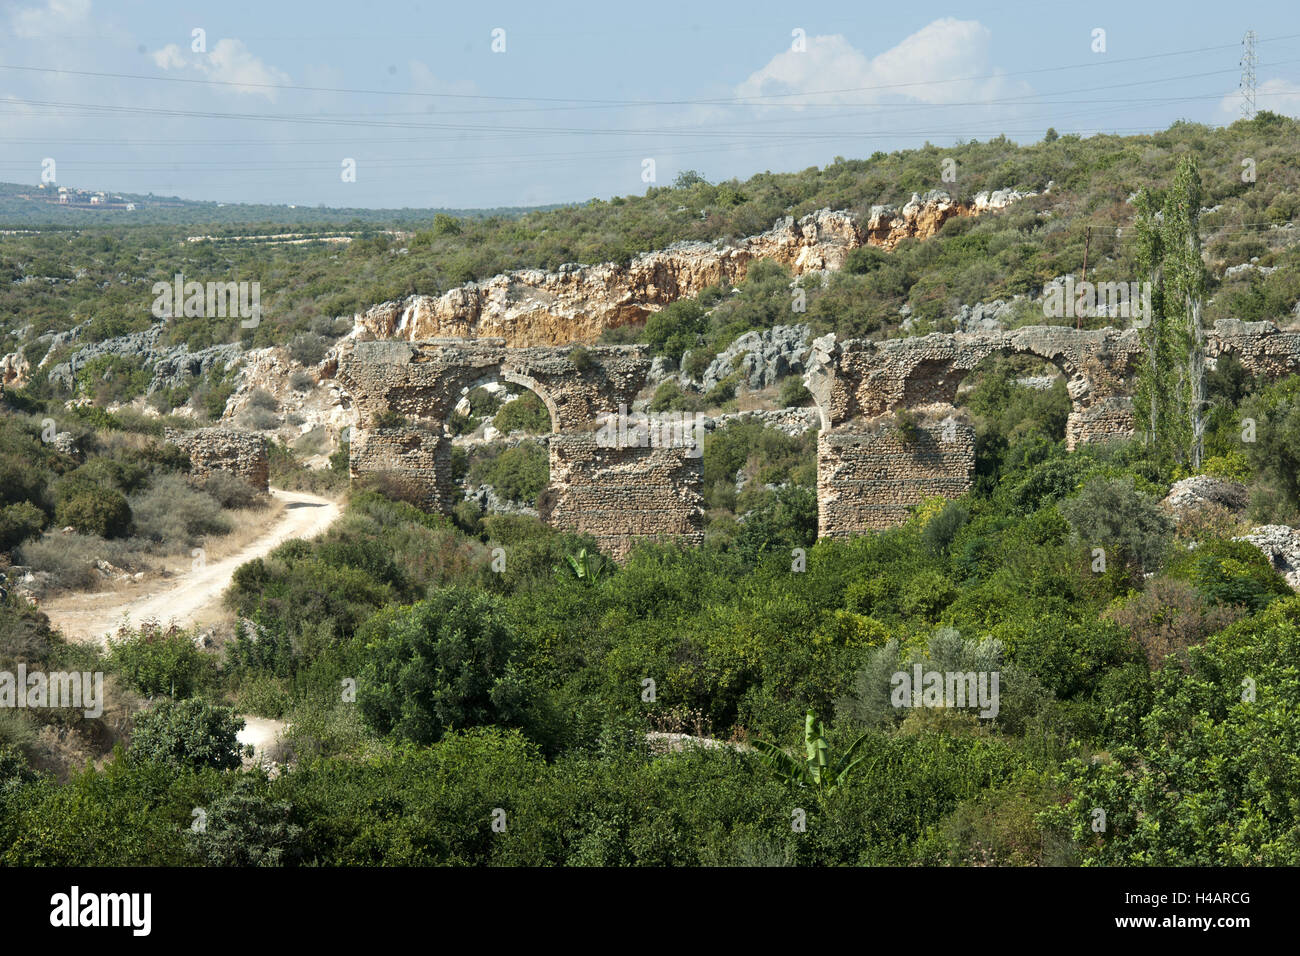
[1132,156,1208,469]
[1163,155,1209,469]
[1058,476,1171,576]
[356,588,529,744]
[673,170,708,188]
[130,698,247,771]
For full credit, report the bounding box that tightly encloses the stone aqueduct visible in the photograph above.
[333,319,1300,557]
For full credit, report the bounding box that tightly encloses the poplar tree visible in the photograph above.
[1131,156,1207,470]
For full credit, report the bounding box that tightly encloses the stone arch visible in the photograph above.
[332,338,705,557]
[454,369,561,436]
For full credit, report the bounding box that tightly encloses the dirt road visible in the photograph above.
[42,488,341,646]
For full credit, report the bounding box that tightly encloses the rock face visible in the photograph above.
[1162,476,1249,522]
[45,323,242,394]
[699,324,812,392]
[1237,526,1300,591]
[349,193,1029,348]
[1,351,29,389]
[165,427,270,493]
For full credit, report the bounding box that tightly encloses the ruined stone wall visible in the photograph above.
[335,338,705,557]
[817,406,975,538]
[165,427,269,492]
[1206,319,1300,378]
[327,320,1300,554]
[543,434,705,559]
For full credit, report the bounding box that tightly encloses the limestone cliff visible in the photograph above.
[350,190,1032,348]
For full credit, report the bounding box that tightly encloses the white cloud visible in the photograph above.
[1218,78,1300,119]
[150,37,290,98]
[151,44,187,71]
[9,0,91,40]
[735,18,1028,108]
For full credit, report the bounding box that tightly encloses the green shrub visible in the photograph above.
[55,486,132,538]
[492,393,551,434]
[108,622,213,698]
[0,502,46,551]
[471,443,549,504]
[356,587,530,744]
[778,376,812,407]
[1165,538,1292,612]
[129,698,247,771]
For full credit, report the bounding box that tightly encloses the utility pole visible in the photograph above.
[1079,226,1091,330]
[1240,30,1257,120]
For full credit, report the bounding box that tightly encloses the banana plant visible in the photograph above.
[560,547,607,582]
[752,710,871,800]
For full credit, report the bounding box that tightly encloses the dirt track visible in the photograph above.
[41,488,341,646]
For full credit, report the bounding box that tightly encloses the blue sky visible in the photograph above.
[1,0,1297,208]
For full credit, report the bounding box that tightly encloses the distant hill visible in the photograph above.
[0,182,561,227]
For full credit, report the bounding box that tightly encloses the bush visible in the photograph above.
[108,621,213,698]
[471,443,549,505]
[492,393,551,434]
[643,301,706,360]
[778,376,813,407]
[356,587,530,744]
[201,472,264,509]
[241,407,280,431]
[129,475,231,545]
[0,502,46,551]
[187,776,302,866]
[129,698,247,771]
[1164,538,1293,612]
[1103,577,1244,668]
[1058,476,1171,575]
[55,486,132,538]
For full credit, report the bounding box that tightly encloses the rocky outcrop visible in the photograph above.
[1,351,29,389]
[702,406,822,438]
[45,323,242,394]
[1237,525,1300,591]
[349,192,1031,348]
[698,324,812,392]
[863,188,1035,252]
[1162,476,1249,523]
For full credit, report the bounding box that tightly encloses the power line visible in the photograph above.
[0,32,1298,109]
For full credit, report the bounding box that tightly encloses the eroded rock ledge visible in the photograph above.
[352,189,1033,348]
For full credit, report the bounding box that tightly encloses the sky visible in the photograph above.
[0,0,1298,209]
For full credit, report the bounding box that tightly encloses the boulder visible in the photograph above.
[1162,476,1249,522]
[1237,525,1300,591]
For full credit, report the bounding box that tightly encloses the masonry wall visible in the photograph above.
[165,427,270,493]
[348,424,451,511]
[817,413,975,537]
[543,433,705,559]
